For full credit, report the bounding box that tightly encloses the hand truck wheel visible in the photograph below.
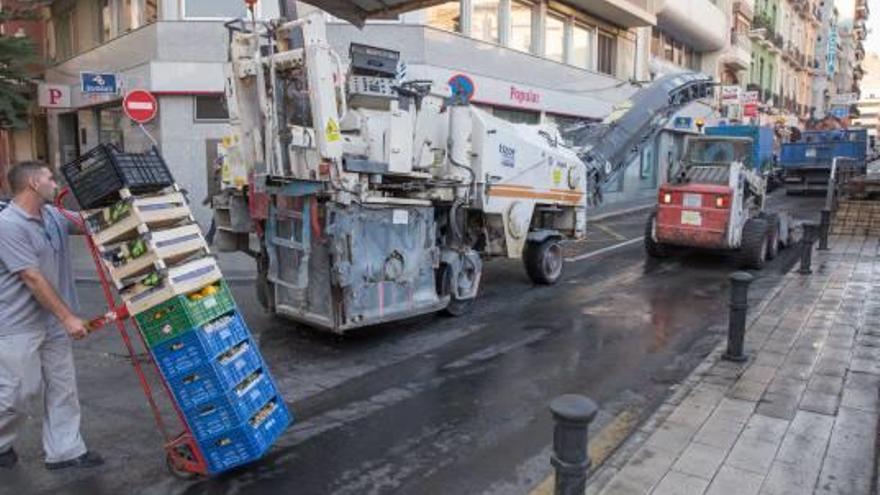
[166,452,200,480]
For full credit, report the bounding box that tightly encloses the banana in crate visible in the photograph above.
[99,224,209,288]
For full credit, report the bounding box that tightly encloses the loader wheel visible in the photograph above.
[644,213,670,258]
[439,264,475,317]
[735,218,769,269]
[524,238,564,285]
[764,214,780,260]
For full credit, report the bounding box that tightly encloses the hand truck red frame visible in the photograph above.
[56,188,209,479]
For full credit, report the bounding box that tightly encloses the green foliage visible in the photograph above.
[0,3,44,129]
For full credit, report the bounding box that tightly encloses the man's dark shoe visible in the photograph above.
[45,451,104,470]
[0,448,17,468]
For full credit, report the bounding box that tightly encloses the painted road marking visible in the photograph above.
[528,407,643,495]
[592,222,627,241]
[565,237,643,262]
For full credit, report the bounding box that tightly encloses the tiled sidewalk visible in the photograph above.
[588,235,880,495]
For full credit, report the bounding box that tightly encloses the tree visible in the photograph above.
[0,4,42,129]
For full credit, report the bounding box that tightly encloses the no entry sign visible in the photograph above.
[123,90,158,124]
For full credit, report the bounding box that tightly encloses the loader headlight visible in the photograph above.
[662,192,672,204]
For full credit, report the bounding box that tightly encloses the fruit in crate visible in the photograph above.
[86,200,132,232]
[102,238,149,267]
[250,401,278,426]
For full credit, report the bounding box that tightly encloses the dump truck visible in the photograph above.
[781,128,868,194]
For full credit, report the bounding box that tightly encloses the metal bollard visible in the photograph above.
[550,394,598,495]
[818,209,830,251]
[799,223,817,275]
[723,272,754,362]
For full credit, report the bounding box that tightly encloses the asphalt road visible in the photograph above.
[3,191,826,495]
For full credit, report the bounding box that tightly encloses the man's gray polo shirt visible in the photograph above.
[0,202,79,336]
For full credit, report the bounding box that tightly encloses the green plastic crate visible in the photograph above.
[134,280,235,348]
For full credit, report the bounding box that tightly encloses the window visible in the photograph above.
[651,29,661,58]
[510,1,533,53]
[98,106,125,150]
[492,107,539,124]
[183,0,247,19]
[545,12,565,62]
[54,9,75,60]
[100,0,112,42]
[118,0,133,33]
[426,2,460,32]
[597,31,615,75]
[571,23,592,70]
[472,0,500,44]
[195,95,229,121]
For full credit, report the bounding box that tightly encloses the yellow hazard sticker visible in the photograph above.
[325,118,341,142]
[552,168,563,185]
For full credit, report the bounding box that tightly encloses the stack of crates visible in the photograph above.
[63,144,291,475]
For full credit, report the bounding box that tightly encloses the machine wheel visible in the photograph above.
[735,218,769,269]
[255,254,274,311]
[523,238,565,285]
[439,264,475,317]
[644,213,670,258]
[764,214,781,260]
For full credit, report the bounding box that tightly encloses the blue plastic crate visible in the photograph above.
[198,312,251,358]
[200,398,292,474]
[164,343,263,410]
[183,369,279,441]
[150,313,251,379]
[214,340,263,387]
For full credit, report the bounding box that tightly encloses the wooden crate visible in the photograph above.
[85,191,192,246]
[122,256,223,315]
[99,223,209,287]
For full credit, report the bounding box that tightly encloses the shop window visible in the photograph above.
[183,0,246,19]
[195,95,229,121]
[492,107,539,124]
[651,29,661,58]
[98,107,125,150]
[510,0,533,53]
[572,23,592,70]
[545,12,565,62]
[472,0,500,44]
[426,2,460,32]
[597,31,615,75]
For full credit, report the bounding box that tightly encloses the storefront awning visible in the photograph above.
[299,0,450,26]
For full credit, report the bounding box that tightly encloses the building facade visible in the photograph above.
[0,0,51,188]
[41,0,716,219]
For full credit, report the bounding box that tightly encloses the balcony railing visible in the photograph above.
[751,12,774,34]
[731,30,751,51]
[771,33,784,49]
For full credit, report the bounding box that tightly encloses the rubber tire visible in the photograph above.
[439,264,475,317]
[735,218,769,269]
[764,214,780,260]
[523,238,564,285]
[644,212,671,258]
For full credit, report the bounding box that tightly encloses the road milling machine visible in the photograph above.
[213,7,715,333]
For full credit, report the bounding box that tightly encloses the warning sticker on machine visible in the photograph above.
[392,209,409,224]
[326,118,341,142]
